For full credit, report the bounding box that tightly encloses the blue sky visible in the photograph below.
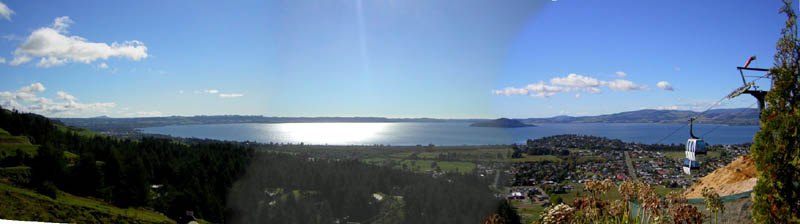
[0,0,787,118]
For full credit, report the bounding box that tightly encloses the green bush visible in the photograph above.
[37,181,58,199]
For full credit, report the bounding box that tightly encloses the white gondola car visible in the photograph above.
[682,118,707,175]
[682,158,699,169]
[685,138,708,161]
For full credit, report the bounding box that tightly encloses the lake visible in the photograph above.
[139,122,759,146]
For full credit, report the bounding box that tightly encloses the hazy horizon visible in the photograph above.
[42,106,754,120]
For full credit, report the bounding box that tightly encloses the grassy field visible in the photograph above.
[517,203,546,223]
[389,147,511,161]
[0,128,30,144]
[0,181,174,224]
[56,125,101,138]
[0,144,78,161]
[0,166,31,183]
[0,127,79,161]
[511,155,562,163]
[387,147,562,163]
[0,144,38,158]
[364,158,476,174]
[664,150,721,160]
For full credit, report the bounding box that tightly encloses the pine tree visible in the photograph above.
[71,153,102,197]
[751,0,800,222]
[30,144,66,198]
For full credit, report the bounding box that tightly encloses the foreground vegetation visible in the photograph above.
[750,0,800,222]
[532,180,721,224]
[0,181,173,224]
[0,106,253,223]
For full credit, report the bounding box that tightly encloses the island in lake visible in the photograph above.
[470,118,536,128]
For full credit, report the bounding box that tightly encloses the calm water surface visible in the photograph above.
[139,122,759,146]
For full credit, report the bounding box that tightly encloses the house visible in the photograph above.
[507,192,524,200]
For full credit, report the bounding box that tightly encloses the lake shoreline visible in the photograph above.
[139,122,758,146]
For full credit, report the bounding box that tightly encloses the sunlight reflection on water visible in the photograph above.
[270,123,389,145]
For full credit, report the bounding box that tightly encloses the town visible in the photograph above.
[501,134,752,222]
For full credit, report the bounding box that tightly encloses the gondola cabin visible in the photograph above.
[685,138,708,161]
[682,118,707,175]
[682,158,699,169]
[682,158,699,175]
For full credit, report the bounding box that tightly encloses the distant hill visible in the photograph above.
[56,116,488,134]
[470,118,535,128]
[54,108,758,135]
[522,108,759,125]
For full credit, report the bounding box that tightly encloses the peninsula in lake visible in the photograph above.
[469,118,535,128]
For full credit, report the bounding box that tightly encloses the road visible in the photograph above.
[624,151,638,180]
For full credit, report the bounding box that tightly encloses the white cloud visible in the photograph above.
[36,56,67,67]
[575,93,581,98]
[550,73,603,88]
[191,89,244,98]
[2,34,21,41]
[178,90,185,94]
[52,16,72,32]
[674,67,681,72]
[0,57,5,64]
[56,91,76,101]
[616,71,627,78]
[134,111,162,117]
[9,55,30,65]
[526,82,564,93]
[20,82,45,93]
[0,82,115,115]
[530,91,556,98]
[121,111,163,117]
[98,63,108,69]
[657,81,674,91]
[640,106,679,110]
[675,101,721,111]
[491,87,527,96]
[491,81,565,98]
[606,79,649,91]
[219,93,244,98]
[492,73,648,98]
[0,2,14,21]
[10,16,148,67]
[643,100,729,111]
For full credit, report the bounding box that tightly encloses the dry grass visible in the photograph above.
[684,155,756,198]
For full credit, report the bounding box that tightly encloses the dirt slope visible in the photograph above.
[684,155,757,198]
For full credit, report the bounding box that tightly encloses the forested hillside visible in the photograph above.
[0,106,253,223]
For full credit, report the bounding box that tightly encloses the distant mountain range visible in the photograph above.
[56,108,759,133]
[521,108,759,125]
[56,116,488,132]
